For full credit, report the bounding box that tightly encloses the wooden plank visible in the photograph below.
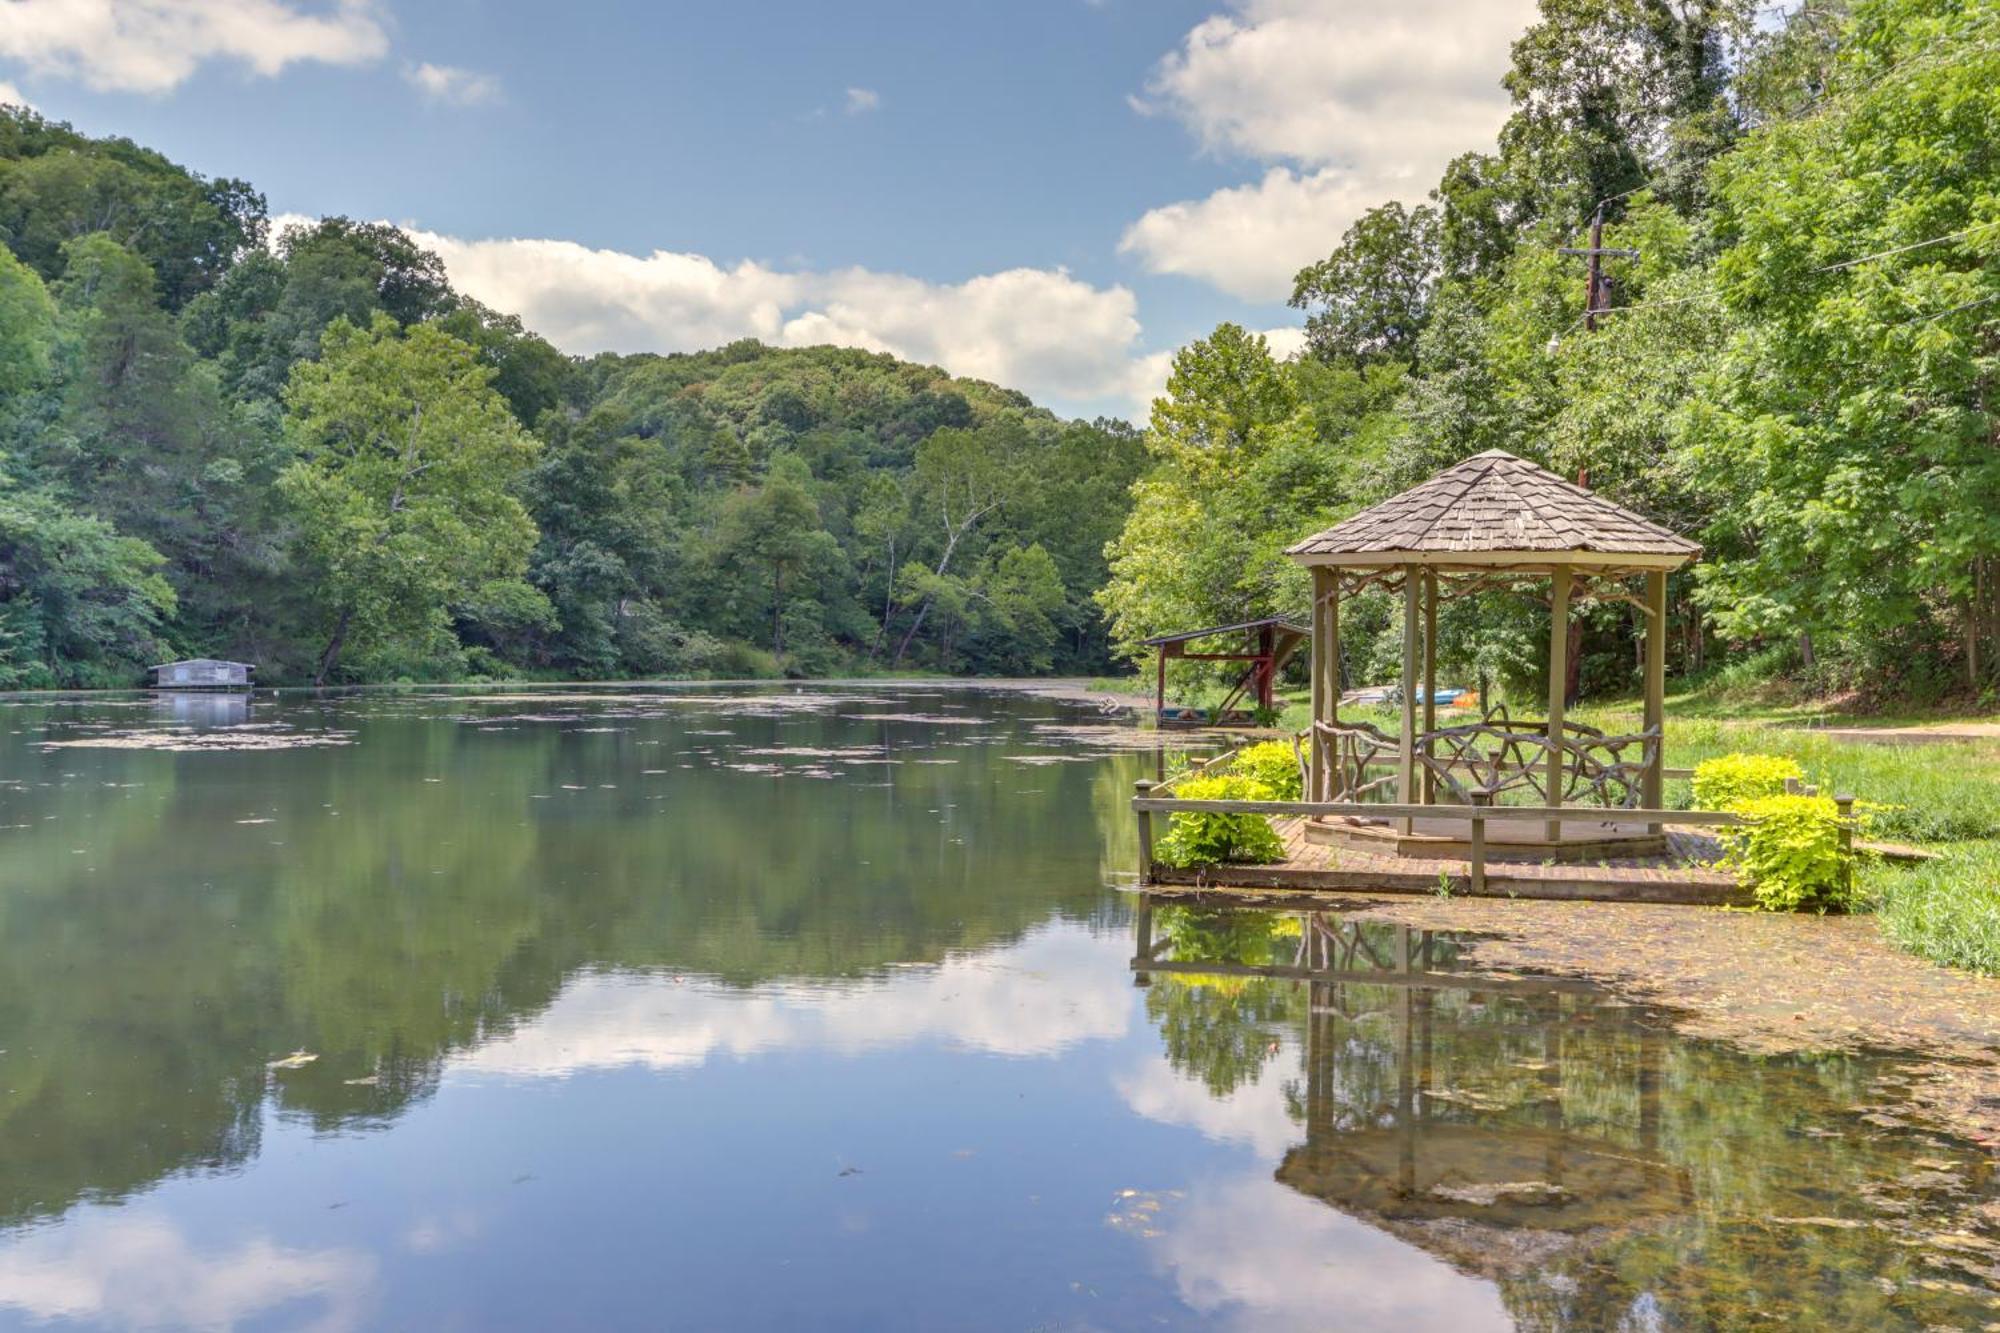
[1398,564,1419,833]
[1134,780,1156,882]
[1147,861,1748,906]
[1422,569,1437,806]
[1547,565,1570,842]
[1469,792,1488,895]
[1643,569,1667,832]
[1130,955,1605,996]
[1131,797,1745,826]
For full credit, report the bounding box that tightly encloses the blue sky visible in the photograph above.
[0,0,1539,419]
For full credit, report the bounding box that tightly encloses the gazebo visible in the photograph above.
[1285,450,1700,860]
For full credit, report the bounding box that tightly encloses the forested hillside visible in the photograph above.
[1102,0,2000,707]
[0,109,1143,686]
[3,0,1995,704]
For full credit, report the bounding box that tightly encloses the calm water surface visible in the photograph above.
[0,685,1994,1330]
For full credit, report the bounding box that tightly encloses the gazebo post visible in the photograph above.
[1546,566,1572,842]
[1310,568,1338,801]
[1643,569,1667,832]
[1421,569,1438,805]
[1398,564,1420,835]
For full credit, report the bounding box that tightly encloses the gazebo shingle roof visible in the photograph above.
[1286,450,1700,566]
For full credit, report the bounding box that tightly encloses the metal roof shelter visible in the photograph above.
[148,658,254,690]
[1142,617,1307,728]
[1286,451,1700,855]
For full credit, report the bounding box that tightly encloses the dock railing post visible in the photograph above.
[1835,792,1855,899]
[1135,780,1156,885]
[1469,788,1491,896]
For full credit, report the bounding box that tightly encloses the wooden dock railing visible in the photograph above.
[1130,782,1856,896]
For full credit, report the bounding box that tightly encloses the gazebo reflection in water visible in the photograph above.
[1130,898,1693,1272]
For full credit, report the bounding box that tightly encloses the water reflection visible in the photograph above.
[0,1217,372,1332]
[1130,899,2000,1329]
[147,692,251,729]
[0,687,1145,1234]
[0,688,1994,1330]
[456,926,1134,1079]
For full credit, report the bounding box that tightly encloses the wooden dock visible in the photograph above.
[1147,816,1749,906]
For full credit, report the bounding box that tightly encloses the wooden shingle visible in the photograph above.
[1286,451,1700,567]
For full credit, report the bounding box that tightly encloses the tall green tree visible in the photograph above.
[1290,202,1441,366]
[713,453,842,665]
[280,316,542,684]
[1695,0,2000,690]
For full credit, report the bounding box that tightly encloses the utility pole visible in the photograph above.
[1559,204,1640,330]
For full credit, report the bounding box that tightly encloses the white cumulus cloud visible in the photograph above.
[404,224,1159,417]
[0,0,388,94]
[1122,0,1537,301]
[0,81,30,109]
[406,61,501,107]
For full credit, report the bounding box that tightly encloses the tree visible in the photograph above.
[1098,326,1401,670]
[1290,202,1441,366]
[1499,0,1751,223]
[433,299,576,429]
[892,423,1016,665]
[1695,0,2000,691]
[0,470,174,687]
[713,454,840,665]
[0,242,54,397]
[0,106,267,307]
[279,316,540,685]
[973,544,1066,674]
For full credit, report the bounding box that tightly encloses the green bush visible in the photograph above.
[1156,775,1286,868]
[1717,792,1860,912]
[1868,844,2000,975]
[1231,740,1304,800]
[1692,752,1806,810]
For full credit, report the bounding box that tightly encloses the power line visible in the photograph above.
[1813,219,2000,272]
[1887,291,2000,328]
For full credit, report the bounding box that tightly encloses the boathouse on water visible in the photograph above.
[148,658,254,690]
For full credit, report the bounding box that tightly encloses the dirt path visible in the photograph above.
[1791,721,2000,745]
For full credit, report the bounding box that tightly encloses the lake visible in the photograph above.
[0,685,1993,1330]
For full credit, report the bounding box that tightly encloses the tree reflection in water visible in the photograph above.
[1132,898,2000,1330]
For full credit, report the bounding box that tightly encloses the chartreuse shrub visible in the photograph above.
[1692,753,1806,810]
[1717,792,1866,913]
[1156,775,1285,868]
[1230,740,1304,800]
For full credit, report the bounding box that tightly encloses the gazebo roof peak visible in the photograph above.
[1286,450,1701,569]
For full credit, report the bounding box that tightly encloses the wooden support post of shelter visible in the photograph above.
[1309,569,1339,801]
[1643,569,1668,832]
[1397,567,1420,835]
[1284,450,1701,863]
[1546,565,1571,843]
[1421,568,1438,807]
[1143,618,1308,730]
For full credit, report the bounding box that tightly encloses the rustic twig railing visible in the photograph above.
[1128,784,1857,897]
[1311,716,1661,809]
